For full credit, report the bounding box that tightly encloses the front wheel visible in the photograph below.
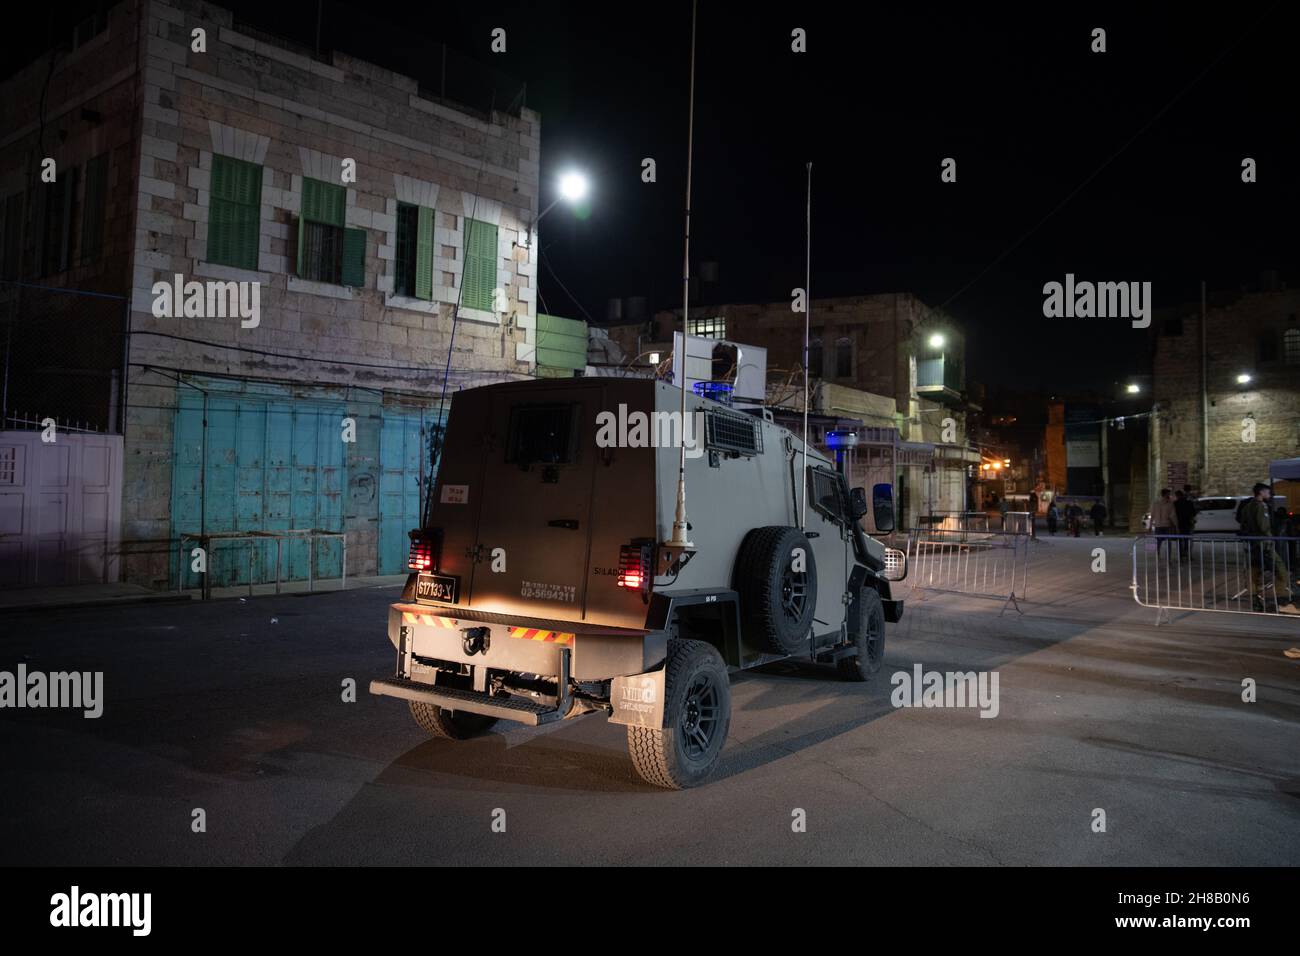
[838,587,886,681]
[627,640,731,789]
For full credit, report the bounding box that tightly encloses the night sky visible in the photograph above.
[13,1,1299,392]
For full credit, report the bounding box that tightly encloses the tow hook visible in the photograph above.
[461,627,491,656]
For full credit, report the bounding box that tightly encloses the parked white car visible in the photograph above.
[1142,495,1290,534]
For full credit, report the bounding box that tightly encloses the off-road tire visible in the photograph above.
[735,526,818,655]
[408,700,499,740]
[627,639,731,789]
[838,586,886,681]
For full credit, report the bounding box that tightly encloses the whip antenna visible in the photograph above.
[800,161,812,529]
[667,0,699,551]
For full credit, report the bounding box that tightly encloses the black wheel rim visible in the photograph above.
[864,609,883,665]
[781,562,808,621]
[680,671,721,760]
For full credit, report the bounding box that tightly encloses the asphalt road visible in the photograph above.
[2,535,1298,866]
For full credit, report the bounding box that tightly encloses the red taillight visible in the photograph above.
[617,543,652,592]
[408,542,432,571]
[408,529,440,572]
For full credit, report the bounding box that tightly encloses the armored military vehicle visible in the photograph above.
[370,377,906,788]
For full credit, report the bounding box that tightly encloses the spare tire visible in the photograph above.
[734,526,818,655]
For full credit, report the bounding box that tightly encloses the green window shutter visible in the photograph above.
[342,227,366,287]
[414,205,433,300]
[208,155,262,270]
[302,177,344,226]
[463,218,497,312]
[296,215,305,277]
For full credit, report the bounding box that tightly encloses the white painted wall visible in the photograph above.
[0,431,123,586]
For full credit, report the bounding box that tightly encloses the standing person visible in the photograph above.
[1089,500,1107,536]
[1240,483,1299,614]
[1046,501,1059,536]
[1173,490,1197,561]
[1150,488,1176,559]
[1068,502,1083,537]
[998,494,1009,529]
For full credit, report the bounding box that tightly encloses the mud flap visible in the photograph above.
[609,668,667,728]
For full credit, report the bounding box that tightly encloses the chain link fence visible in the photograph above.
[0,280,128,434]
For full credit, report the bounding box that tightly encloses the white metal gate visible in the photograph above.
[0,430,123,587]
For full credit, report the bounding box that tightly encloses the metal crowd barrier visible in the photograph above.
[177,529,348,601]
[929,511,991,534]
[1130,533,1300,624]
[904,527,1032,615]
[1002,511,1034,535]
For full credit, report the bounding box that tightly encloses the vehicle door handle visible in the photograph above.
[548,519,579,530]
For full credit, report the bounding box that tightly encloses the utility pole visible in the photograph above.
[1200,280,1209,490]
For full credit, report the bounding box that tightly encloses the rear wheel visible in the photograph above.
[627,640,731,789]
[838,587,886,681]
[408,700,499,740]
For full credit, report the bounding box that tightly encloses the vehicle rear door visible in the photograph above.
[467,387,597,618]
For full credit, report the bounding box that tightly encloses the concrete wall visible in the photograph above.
[1152,290,1300,498]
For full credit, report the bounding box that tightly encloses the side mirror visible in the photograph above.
[849,486,869,521]
[872,483,896,534]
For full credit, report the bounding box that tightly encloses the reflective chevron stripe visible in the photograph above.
[508,627,574,646]
[401,611,458,628]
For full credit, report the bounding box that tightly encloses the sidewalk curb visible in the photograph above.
[0,593,193,614]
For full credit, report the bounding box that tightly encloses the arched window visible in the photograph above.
[1284,327,1300,365]
[808,338,823,377]
[835,337,853,378]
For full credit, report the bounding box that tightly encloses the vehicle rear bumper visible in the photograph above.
[370,676,565,726]
[388,602,664,680]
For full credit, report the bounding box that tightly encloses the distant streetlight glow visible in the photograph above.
[928,333,946,349]
[1126,383,1141,394]
[1236,372,1253,385]
[558,171,589,202]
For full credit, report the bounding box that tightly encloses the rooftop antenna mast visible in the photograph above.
[666,0,699,553]
[800,162,811,529]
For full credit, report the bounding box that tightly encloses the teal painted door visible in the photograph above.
[172,384,345,588]
[377,408,442,575]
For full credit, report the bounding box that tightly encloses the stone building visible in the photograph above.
[0,0,543,588]
[1150,286,1300,502]
[605,294,977,526]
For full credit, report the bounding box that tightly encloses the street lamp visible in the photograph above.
[928,333,946,349]
[1126,383,1141,394]
[522,169,591,247]
[1235,372,1253,385]
[558,171,589,202]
